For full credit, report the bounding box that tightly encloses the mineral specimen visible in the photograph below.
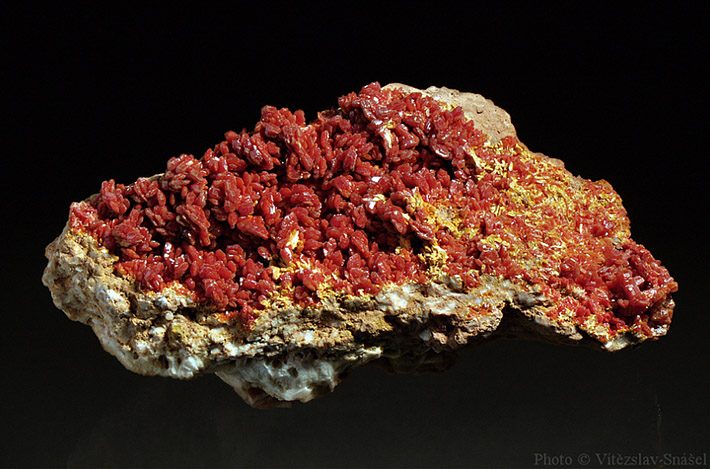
[43,82,677,408]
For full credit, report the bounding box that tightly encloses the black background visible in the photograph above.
[3,4,707,468]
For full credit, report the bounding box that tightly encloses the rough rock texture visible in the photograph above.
[43,83,677,408]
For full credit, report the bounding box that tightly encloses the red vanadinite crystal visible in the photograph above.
[69,82,677,335]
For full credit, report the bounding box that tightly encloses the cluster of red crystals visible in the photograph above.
[69,82,677,335]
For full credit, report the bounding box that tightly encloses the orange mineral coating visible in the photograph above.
[68,82,677,337]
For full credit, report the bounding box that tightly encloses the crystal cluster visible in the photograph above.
[43,83,677,407]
